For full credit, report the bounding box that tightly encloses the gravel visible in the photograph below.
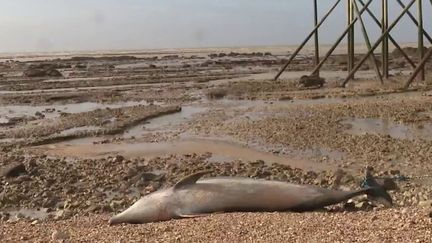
[1,49,432,242]
[1,208,431,242]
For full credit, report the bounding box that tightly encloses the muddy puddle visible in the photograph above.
[201,97,349,110]
[122,106,207,138]
[341,118,432,141]
[0,100,162,119]
[40,105,207,144]
[0,83,171,94]
[36,137,335,171]
[29,100,346,172]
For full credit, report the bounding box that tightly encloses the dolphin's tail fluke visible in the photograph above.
[359,167,393,207]
[361,186,393,207]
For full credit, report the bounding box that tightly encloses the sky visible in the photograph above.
[0,0,430,53]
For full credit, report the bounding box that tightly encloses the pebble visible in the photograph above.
[418,200,432,208]
[1,54,432,242]
[51,230,70,243]
[0,162,27,178]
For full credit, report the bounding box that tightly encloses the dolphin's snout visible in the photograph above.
[108,217,115,226]
[108,215,121,226]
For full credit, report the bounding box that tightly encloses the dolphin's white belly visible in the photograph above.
[175,178,330,214]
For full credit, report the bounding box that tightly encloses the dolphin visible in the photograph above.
[109,171,392,225]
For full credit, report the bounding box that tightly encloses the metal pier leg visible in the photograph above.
[274,0,342,80]
[396,0,432,44]
[309,0,374,76]
[382,0,389,79]
[353,0,383,84]
[342,0,417,87]
[418,0,425,81]
[359,0,416,69]
[347,0,355,80]
[404,48,432,89]
[313,0,320,76]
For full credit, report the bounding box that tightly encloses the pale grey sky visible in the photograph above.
[0,0,430,53]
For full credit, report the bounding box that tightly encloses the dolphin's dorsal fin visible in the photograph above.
[174,171,212,190]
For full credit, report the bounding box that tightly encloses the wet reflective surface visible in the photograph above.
[341,117,432,141]
[37,136,337,171]
[123,106,207,138]
[0,100,161,119]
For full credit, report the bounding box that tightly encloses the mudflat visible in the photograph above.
[1,45,431,242]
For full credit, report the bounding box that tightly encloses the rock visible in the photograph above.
[42,197,59,208]
[144,185,156,194]
[376,178,398,191]
[51,230,70,243]
[54,209,73,220]
[141,172,165,182]
[392,46,427,58]
[24,66,63,78]
[278,96,293,101]
[343,201,356,211]
[34,111,45,119]
[206,89,227,100]
[85,205,100,213]
[419,200,432,208]
[15,213,25,220]
[298,75,325,88]
[0,162,27,178]
[250,160,265,167]
[113,155,125,163]
[355,201,373,211]
[0,212,10,221]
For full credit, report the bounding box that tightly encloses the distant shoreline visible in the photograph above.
[0,42,427,63]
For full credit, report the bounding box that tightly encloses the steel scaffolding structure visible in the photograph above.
[274,0,432,89]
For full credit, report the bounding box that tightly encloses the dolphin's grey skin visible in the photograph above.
[109,171,392,225]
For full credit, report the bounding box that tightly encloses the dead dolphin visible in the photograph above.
[109,171,392,225]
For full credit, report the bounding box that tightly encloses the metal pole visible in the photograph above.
[350,0,355,76]
[313,0,320,76]
[382,0,389,79]
[404,47,432,89]
[396,0,432,44]
[274,0,342,80]
[342,0,417,87]
[309,0,374,76]
[359,0,416,69]
[347,0,355,78]
[353,0,383,84]
[418,0,425,81]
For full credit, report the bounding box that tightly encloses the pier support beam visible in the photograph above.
[275,0,431,89]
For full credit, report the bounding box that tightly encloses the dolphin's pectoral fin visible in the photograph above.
[174,170,213,190]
